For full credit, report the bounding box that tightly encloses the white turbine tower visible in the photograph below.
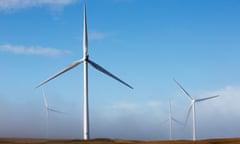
[174,79,219,141]
[36,3,133,140]
[42,88,64,139]
[168,100,183,140]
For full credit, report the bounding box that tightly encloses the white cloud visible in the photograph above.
[0,44,70,56]
[0,0,78,12]
[91,100,166,140]
[93,86,240,140]
[200,85,240,112]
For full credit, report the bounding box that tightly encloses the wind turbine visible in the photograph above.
[36,3,133,140]
[168,100,183,140]
[42,88,64,139]
[173,79,219,141]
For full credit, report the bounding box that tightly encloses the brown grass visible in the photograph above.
[0,138,240,144]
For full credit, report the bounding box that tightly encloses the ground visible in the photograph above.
[0,138,240,144]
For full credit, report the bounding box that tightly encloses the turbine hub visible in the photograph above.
[84,55,89,61]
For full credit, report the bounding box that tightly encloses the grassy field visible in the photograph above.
[0,138,240,144]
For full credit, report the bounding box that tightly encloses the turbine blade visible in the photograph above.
[83,2,88,56]
[169,100,172,116]
[36,59,84,88]
[41,88,65,114]
[195,95,219,102]
[87,59,133,89]
[185,103,193,127]
[173,79,194,101]
[47,107,65,114]
[42,88,48,108]
[172,117,184,125]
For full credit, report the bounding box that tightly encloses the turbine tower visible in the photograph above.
[174,79,219,141]
[168,100,183,140]
[36,3,133,140]
[42,88,64,139]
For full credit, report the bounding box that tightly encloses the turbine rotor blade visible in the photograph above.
[41,88,65,114]
[87,59,133,89]
[195,95,219,103]
[185,103,193,127]
[169,100,172,114]
[47,108,65,114]
[42,88,48,108]
[36,59,84,88]
[173,79,194,101]
[83,2,88,56]
[172,117,184,125]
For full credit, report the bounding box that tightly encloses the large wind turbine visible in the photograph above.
[173,79,219,141]
[168,100,183,140]
[42,88,64,139]
[36,3,133,140]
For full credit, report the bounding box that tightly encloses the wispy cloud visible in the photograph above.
[89,31,112,40]
[0,0,78,12]
[0,44,70,56]
[75,31,113,41]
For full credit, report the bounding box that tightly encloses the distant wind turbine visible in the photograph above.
[168,100,183,140]
[42,88,64,139]
[36,2,133,140]
[173,79,219,141]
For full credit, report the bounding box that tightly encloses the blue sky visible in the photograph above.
[1,0,240,140]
